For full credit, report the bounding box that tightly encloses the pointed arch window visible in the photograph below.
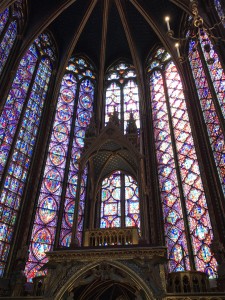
[0,32,56,277]
[25,57,96,281]
[105,62,140,132]
[100,171,140,230]
[0,1,24,75]
[189,33,225,194]
[148,48,217,277]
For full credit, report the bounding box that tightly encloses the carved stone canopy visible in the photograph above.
[80,122,143,189]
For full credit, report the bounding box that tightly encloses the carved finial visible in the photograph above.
[85,114,97,138]
[126,111,138,135]
[109,107,120,127]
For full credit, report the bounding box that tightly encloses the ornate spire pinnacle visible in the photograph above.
[126,111,138,135]
[85,114,97,138]
[109,107,120,127]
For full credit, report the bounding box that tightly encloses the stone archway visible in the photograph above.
[52,260,159,300]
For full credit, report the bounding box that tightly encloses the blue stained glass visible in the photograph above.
[25,57,95,281]
[60,78,94,246]
[0,20,17,74]
[149,48,217,277]
[214,0,225,26]
[0,45,38,180]
[105,63,140,132]
[0,8,9,35]
[0,33,55,277]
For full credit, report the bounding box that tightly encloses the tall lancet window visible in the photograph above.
[25,57,95,281]
[0,1,24,75]
[105,62,140,131]
[0,32,55,277]
[100,171,140,230]
[189,33,225,194]
[148,48,217,277]
[214,0,225,26]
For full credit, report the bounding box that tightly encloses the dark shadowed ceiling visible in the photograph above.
[25,0,188,70]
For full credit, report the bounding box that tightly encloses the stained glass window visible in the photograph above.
[100,171,140,231]
[25,57,95,281]
[0,33,55,277]
[214,0,225,26]
[148,48,217,277]
[0,1,24,76]
[105,63,140,132]
[189,34,225,194]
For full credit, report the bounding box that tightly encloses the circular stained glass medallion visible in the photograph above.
[44,169,61,193]
[57,104,72,121]
[172,245,183,263]
[198,245,211,263]
[69,175,77,196]
[32,228,52,260]
[75,129,85,147]
[39,196,57,224]
[61,88,74,103]
[49,145,65,166]
[79,95,92,109]
[53,123,69,142]
[77,111,91,127]
[65,203,74,227]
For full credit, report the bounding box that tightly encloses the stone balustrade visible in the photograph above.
[83,227,139,247]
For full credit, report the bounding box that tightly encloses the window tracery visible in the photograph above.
[189,34,225,194]
[0,1,24,75]
[100,171,140,230]
[148,48,217,277]
[25,56,95,281]
[0,32,55,277]
[105,62,140,131]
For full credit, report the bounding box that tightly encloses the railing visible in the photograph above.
[83,227,139,247]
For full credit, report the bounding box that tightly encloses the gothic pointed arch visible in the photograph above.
[105,60,140,132]
[0,31,56,277]
[189,32,225,195]
[147,47,217,277]
[78,121,142,232]
[0,0,26,77]
[49,260,157,300]
[24,55,96,281]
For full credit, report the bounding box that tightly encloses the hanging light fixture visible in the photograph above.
[165,0,225,64]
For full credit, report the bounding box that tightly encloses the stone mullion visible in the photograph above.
[162,70,195,271]
[184,58,225,240]
[7,68,58,277]
[71,170,83,246]
[54,78,80,248]
[121,83,125,132]
[0,14,10,44]
[121,173,125,228]
[5,62,55,277]
[198,44,225,137]
[0,12,22,99]
[96,0,109,133]
[145,71,165,245]
[0,56,41,195]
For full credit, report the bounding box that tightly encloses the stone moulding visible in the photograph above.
[46,246,167,263]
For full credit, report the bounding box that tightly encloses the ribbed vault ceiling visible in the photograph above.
[19,0,190,69]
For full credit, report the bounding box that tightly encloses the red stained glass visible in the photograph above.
[149,48,217,277]
[0,33,54,277]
